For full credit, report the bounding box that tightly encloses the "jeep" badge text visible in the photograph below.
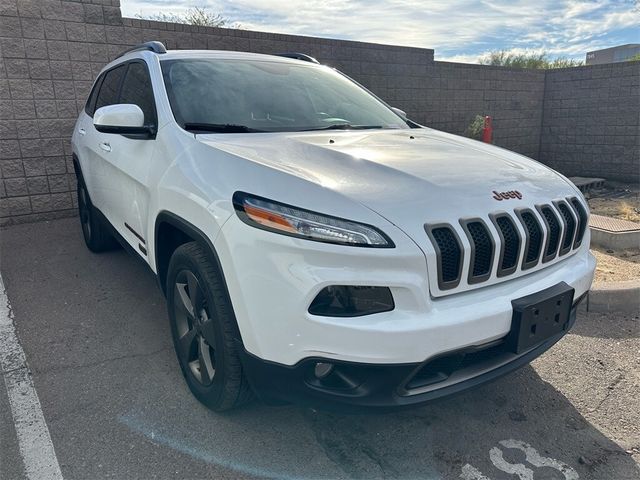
[492,190,522,201]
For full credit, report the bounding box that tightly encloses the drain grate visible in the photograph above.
[589,214,640,233]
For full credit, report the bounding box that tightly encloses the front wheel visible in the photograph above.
[166,242,253,411]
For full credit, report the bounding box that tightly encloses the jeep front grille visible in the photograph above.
[425,196,587,292]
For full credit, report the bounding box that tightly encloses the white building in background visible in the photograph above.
[586,44,640,65]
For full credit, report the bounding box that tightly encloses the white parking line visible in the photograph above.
[0,273,63,480]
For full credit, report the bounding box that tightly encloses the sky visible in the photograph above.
[120,0,640,63]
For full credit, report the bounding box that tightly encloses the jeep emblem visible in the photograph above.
[492,190,522,201]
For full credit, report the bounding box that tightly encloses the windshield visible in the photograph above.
[160,58,409,133]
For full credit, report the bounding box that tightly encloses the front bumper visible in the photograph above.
[241,293,585,411]
[215,214,595,366]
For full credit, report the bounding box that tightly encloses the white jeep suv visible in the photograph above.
[72,41,595,411]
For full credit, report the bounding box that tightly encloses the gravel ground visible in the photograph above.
[582,180,640,283]
[586,181,640,223]
[591,248,640,283]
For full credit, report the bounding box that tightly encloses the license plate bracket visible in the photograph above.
[506,282,575,354]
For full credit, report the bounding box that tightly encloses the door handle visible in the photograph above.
[78,128,86,136]
[99,142,111,152]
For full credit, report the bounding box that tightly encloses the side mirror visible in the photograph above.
[391,107,407,119]
[94,104,153,136]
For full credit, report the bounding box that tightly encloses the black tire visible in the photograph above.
[166,242,253,411]
[77,178,117,253]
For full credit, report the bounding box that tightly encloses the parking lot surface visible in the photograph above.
[1,218,639,479]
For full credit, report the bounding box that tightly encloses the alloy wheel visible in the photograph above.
[173,270,216,386]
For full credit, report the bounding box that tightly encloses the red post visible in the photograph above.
[481,115,493,144]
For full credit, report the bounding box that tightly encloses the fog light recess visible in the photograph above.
[308,285,394,317]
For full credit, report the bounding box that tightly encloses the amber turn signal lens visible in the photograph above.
[243,204,297,233]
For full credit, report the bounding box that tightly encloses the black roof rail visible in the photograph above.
[118,41,167,58]
[274,52,320,64]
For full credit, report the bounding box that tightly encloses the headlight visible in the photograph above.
[232,192,394,247]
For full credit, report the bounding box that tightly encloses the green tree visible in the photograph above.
[465,115,486,140]
[628,53,640,61]
[136,7,240,28]
[478,51,583,69]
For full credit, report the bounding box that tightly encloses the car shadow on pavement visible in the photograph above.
[118,364,640,480]
[2,218,639,480]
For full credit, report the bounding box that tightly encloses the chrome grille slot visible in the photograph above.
[425,225,463,290]
[538,205,562,262]
[461,219,494,284]
[491,213,521,277]
[555,201,577,256]
[516,209,543,270]
[568,197,588,248]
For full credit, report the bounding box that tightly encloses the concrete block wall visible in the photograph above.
[0,0,124,225]
[540,62,640,182]
[0,0,638,224]
[421,62,546,159]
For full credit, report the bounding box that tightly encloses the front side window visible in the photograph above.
[120,62,157,126]
[160,58,408,132]
[95,64,127,112]
[85,75,104,117]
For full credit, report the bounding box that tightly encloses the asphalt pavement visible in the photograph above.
[0,217,638,480]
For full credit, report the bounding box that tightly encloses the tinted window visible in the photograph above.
[84,75,104,117]
[95,65,126,112]
[120,62,156,126]
[161,59,408,132]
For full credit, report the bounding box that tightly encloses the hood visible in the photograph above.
[198,128,577,240]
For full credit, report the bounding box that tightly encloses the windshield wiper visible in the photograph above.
[301,124,385,131]
[183,123,265,133]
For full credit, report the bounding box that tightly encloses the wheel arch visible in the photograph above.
[154,211,244,342]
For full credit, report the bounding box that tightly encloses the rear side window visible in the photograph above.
[120,62,156,126]
[94,65,126,112]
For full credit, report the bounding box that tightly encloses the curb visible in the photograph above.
[587,279,640,314]
[590,227,640,250]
